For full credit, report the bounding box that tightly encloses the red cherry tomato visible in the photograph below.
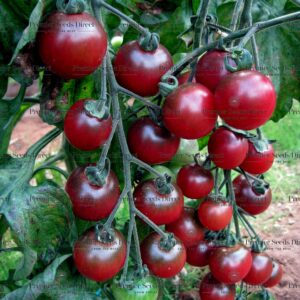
[243,252,273,285]
[177,71,195,85]
[176,163,214,199]
[165,207,205,247]
[162,83,217,139]
[199,273,236,300]
[187,240,214,267]
[38,12,107,79]
[240,141,275,174]
[208,127,249,170]
[65,164,120,221]
[73,227,126,281]
[140,232,186,278]
[114,41,173,97]
[214,70,276,130]
[263,260,283,287]
[64,99,112,151]
[127,117,180,165]
[198,197,233,231]
[233,175,272,215]
[133,179,184,225]
[209,244,253,284]
[195,50,235,92]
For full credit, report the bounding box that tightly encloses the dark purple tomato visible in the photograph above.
[114,41,173,97]
[38,12,107,79]
[187,240,214,267]
[65,164,120,221]
[127,117,180,165]
[263,260,283,287]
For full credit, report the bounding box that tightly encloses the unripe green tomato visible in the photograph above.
[170,139,199,166]
[142,165,176,182]
[247,291,276,300]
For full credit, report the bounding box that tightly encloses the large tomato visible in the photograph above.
[73,228,126,281]
[38,12,107,79]
[113,41,173,97]
[127,117,180,165]
[140,232,186,278]
[64,99,112,151]
[263,260,283,287]
[65,164,120,221]
[209,244,253,284]
[214,70,276,130]
[233,175,272,215]
[162,83,217,139]
[187,240,214,267]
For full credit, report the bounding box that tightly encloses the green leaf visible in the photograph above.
[13,247,37,281]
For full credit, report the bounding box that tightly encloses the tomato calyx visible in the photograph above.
[138,31,160,51]
[224,47,253,72]
[154,174,174,194]
[56,0,85,14]
[95,224,115,243]
[252,180,270,195]
[159,233,177,251]
[85,158,110,186]
[84,99,110,120]
[248,289,275,300]
[159,75,179,97]
[251,239,267,253]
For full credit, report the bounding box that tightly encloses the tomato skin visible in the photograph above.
[140,232,186,278]
[38,12,107,79]
[187,240,214,267]
[114,41,173,97]
[133,179,184,225]
[127,117,180,165]
[198,197,233,231]
[176,164,214,199]
[243,252,273,285]
[195,50,234,92]
[199,273,236,300]
[64,99,112,151]
[73,228,126,282]
[208,127,249,170]
[209,244,253,284]
[165,207,205,247]
[233,175,272,215]
[240,141,274,174]
[214,70,276,130]
[162,83,217,139]
[65,164,120,221]
[263,261,283,287]
[177,71,195,85]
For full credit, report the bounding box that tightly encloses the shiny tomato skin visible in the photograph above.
[243,252,273,285]
[165,207,205,247]
[38,12,107,79]
[187,240,214,267]
[140,232,186,278]
[73,227,126,281]
[176,163,214,199]
[127,117,180,165]
[233,175,272,215]
[114,41,173,97]
[208,127,249,170]
[198,197,233,231]
[209,244,253,284]
[199,273,236,300]
[133,179,184,225]
[177,71,195,85]
[214,70,276,130]
[263,261,283,287]
[162,83,217,139]
[240,141,275,174]
[65,164,120,221]
[64,99,112,151]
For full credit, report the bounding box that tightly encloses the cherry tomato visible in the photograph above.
[65,164,120,221]
[177,71,195,85]
[198,197,233,231]
[140,232,186,278]
[64,99,112,151]
[199,273,236,300]
[263,260,283,287]
[170,139,199,166]
[73,227,126,281]
[176,163,214,199]
[162,83,217,139]
[114,41,173,97]
[209,244,253,284]
[195,50,235,92]
[243,252,273,285]
[187,240,214,267]
[214,70,276,130]
[165,207,205,247]
[233,175,272,215]
[133,179,184,225]
[240,141,274,174]
[127,117,180,165]
[208,127,249,170]
[38,12,107,79]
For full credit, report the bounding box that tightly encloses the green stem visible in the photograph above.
[130,156,163,178]
[32,166,68,179]
[235,168,268,185]
[230,0,245,32]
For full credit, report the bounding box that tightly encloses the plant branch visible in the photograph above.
[32,166,68,179]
